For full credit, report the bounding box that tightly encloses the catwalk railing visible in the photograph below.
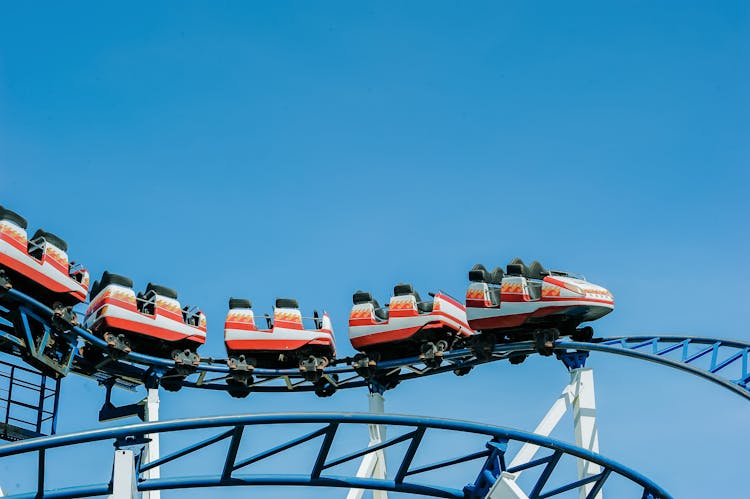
[0,356,59,441]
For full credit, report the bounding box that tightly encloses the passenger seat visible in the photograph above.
[353,290,389,321]
[393,283,434,314]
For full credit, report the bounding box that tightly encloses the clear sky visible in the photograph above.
[1,1,749,497]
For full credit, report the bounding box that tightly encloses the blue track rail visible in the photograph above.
[0,412,671,498]
[1,287,749,401]
[559,336,750,400]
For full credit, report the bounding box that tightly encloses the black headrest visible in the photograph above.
[490,267,504,285]
[353,290,374,305]
[0,206,27,230]
[528,261,548,280]
[394,283,415,296]
[469,263,490,283]
[506,264,524,276]
[229,297,252,309]
[508,258,529,277]
[146,283,178,300]
[101,271,133,289]
[276,297,299,309]
[31,228,68,252]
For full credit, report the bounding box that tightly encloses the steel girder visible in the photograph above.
[0,412,670,499]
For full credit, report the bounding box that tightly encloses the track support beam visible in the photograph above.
[109,449,137,499]
[142,388,161,499]
[573,368,601,499]
[487,472,529,498]
[506,368,602,499]
[347,391,388,499]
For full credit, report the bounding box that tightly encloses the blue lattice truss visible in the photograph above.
[0,413,671,498]
[1,287,749,402]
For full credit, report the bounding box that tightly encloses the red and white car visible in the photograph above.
[84,271,206,361]
[224,297,336,371]
[465,258,614,346]
[0,206,89,307]
[348,283,474,366]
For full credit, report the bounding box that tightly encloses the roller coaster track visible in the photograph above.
[1,287,749,401]
[557,337,750,400]
[0,412,671,498]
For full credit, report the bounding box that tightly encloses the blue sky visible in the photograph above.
[1,1,749,497]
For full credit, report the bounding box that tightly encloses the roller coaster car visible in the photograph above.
[348,284,474,368]
[83,272,206,364]
[224,297,336,380]
[465,258,614,354]
[0,206,89,308]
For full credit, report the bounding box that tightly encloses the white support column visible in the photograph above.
[347,392,388,499]
[503,368,602,499]
[486,472,530,499]
[369,392,387,494]
[508,380,576,473]
[142,388,160,499]
[109,449,138,499]
[572,368,601,499]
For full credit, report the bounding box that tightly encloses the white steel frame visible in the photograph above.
[345,368,601,499]
[347,391,388,499]
[109,388,160,499]
[488,367,601,499]
[105,370,599,498]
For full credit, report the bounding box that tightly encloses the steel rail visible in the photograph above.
[557,336,750,400]
[1,288,749,400]
[0,412,671,499]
